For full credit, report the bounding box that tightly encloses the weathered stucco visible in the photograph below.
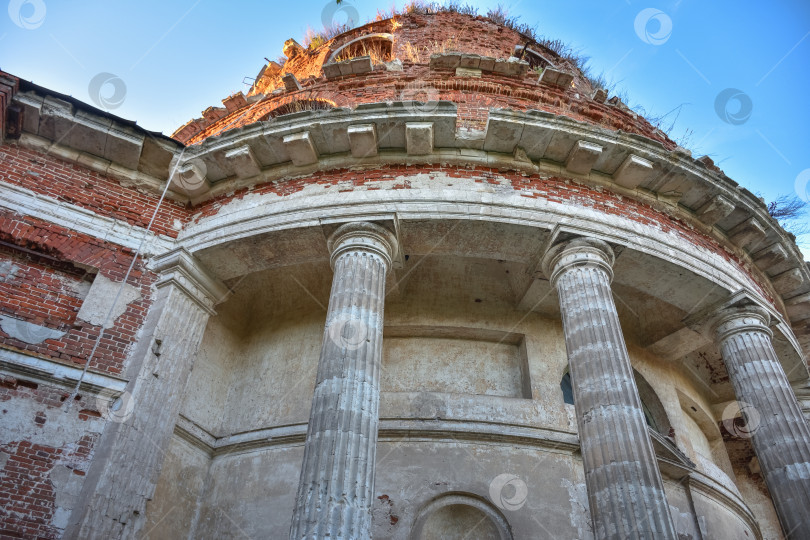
[1,8,808,539]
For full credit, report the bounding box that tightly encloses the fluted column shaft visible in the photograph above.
[290,222,397,540]
[714,307,810,538]
[544,238,677,540]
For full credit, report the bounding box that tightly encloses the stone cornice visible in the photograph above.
[8,86,808,342]
[0,181,174,255]
[172,414,579,458]
[16,132,169,196]
[0,347,127,399]
[172,103,806,299]
[152,248,228,314]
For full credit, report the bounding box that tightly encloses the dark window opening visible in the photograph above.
[560,368,669,435]
[560,372,574,405]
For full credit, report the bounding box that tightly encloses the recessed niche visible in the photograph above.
[381,326,531,399]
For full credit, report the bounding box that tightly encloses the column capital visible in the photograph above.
[712,304,772,343]
[541,237,615,288]
[152,248,228,315]
[327,221,398,270]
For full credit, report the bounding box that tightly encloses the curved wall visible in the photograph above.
[3,8,807,538]
[143,246,779,538]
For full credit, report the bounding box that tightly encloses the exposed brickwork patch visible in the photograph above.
[0,378,100,540]
[0,211,155,374]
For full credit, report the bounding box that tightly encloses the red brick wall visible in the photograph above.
[0,143,187,239]
[0,211,155,375]
[0,376,101,540]
[0,244,88,336]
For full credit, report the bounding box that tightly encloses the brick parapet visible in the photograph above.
[178,12,673,148]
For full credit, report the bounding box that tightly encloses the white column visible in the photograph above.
[714,305,810,537]
[543,238,677,540]
[290,222,397,540]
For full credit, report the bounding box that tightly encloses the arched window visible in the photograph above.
[259,99,335,121]
[560,368,671,435]
[560,371,574,405]
[327,33,394,64]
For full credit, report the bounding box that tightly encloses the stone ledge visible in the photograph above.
[16,130,180,201]
[429,53,529,77]
[322,56,373,79]
[538,67,574,89]
[173,413,581,457]
[0,347,127,398]
[13,88,180,180]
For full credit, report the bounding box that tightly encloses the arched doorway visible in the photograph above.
[411,493,513,540]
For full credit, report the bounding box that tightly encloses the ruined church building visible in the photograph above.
[1,8,809,540]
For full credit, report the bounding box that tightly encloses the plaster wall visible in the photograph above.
[180,316,248,435]
[143,435,209,540]
[191,445,303,539]
[690,488,757,539]
[733,472,783,540]
[146,253,782,538]
[381,336,525,398]
[0,381,103,538]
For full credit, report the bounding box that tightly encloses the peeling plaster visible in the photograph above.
[0,395,103,448]
[76,273,142,328]
[561,478,593,540]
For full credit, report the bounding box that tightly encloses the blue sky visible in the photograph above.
[1,0,808,256]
